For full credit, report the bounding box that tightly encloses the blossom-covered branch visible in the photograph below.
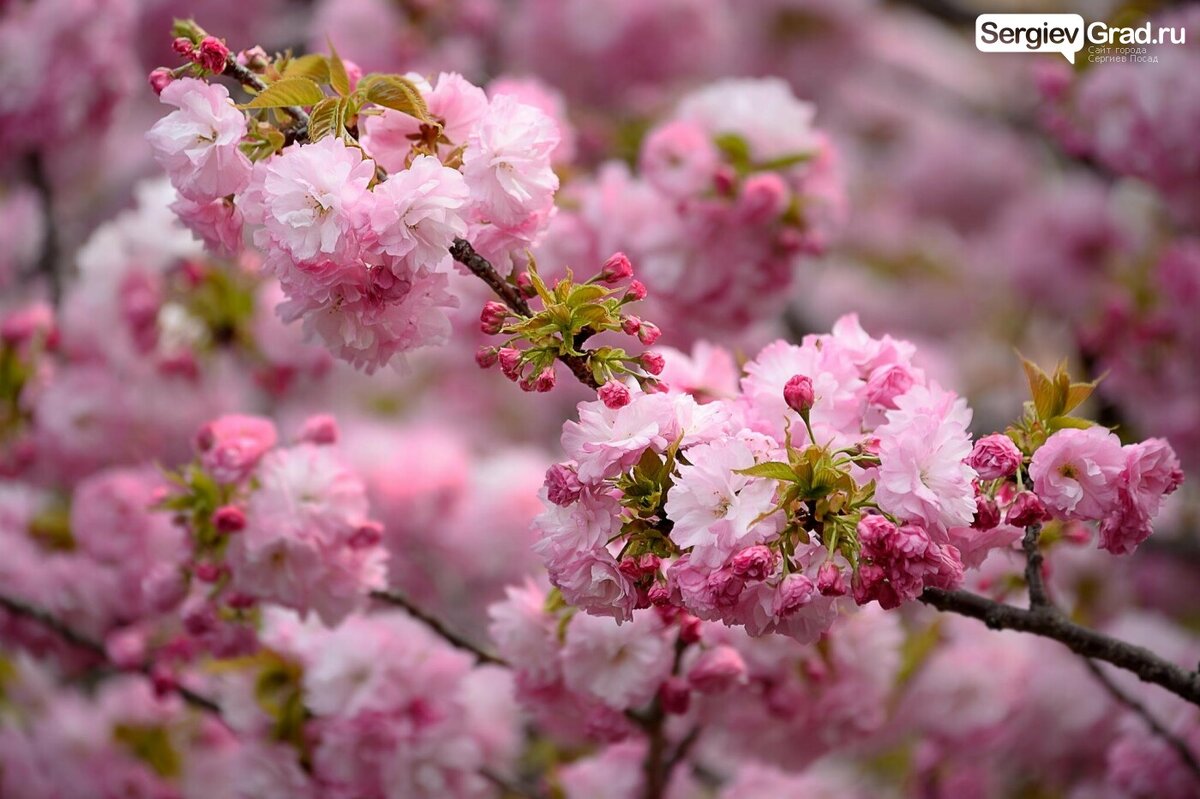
[371,588,506,666]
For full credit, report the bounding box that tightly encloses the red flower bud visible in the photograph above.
[636,321,661,345]
[817,561,847,597]
[598,381,631,409]
[213,505,246,534]
[480,301,509,335]
[172,37,195,57]
[498,348,522,381]
[783,374,815,415]
[1007,491,1050,528]
[148,67,173,95]
[972,494,1001,531]
[599,252,633,283]
[533,366,556,393]
[640,351,665,375]
[624,280,648,302]
[475,346,498,368]
[659,676,691,714]
[621,316,642,336]
[196,36,230,74]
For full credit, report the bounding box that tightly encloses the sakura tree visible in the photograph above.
[1,3,1198,799]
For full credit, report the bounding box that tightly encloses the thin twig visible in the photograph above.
[450,238,600,389]
[1084,659,1200,780]
[370,589,506,666]
[0,593,222,715]
[25,153,60,304]
[919,588,1200,706]
[1021,524,1050,609]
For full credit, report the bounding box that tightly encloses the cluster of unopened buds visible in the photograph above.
[475,251,666,400]
[533,316,1182,639]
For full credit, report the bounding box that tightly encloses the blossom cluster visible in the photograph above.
[147,48,562,372]
[534,316,1182,638]
[537,77,844,342]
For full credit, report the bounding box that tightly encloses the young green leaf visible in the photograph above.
[360,74,429,120]
[735,462,799,481]
[239,77,325,109]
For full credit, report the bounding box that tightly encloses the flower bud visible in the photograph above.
[783,374,815,415]
[817,561,847,596]
[968,434,1023,480]
[598,381,631,409]
[972,494,1001,531]
[640,351,665,375]
[599,252,634,283]
[105,628,147,669]
[480,301,509,335]
[498,348,522,381]
[647,583,672,606]
[533,366,556,393]
[636,321,661,345]
[659,677,691,714]
[738,172,790,224]
[172,37,195,57]
[237,46,269,70]
[213,504,246,534]
[544,463,583,506]
[515,271,537,297]
[621,316,642,336]
[475,346,498,368]
[1007,491,1050,528]
[196,36,230,73]
[297,414,339,445]
[678,614,703,644]
[194,561,223,583]
[624,280,648,302]
[730,545,774,581]
[688,645,747,694]
[773,574,816,618]
[713,165,737,195]
[148,67,174,95]
[349,521,384,549]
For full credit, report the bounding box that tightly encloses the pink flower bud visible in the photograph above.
[624,280,648,302]
[237,46,269,70]
[659,677,691,714]
[475,346,498,368]
[737,172,790,224]
[968,434,1023,480]
[534,366,556,393]
[817,561,847,596]
[730,545,774,581]
[480,301,509,335]
[713,165,737,195]
[773,574,816,618]
[972,494,1001,531]
[647,584,671,606]
[297,414,339,445]
[196,36,230,73]
[688,645,747,694]
[194,562,223,583]
[1,303,54,347]
[172,37,194,57]
[678,614,703,644]
[105,628,147,669]
[498,348,522,381]
[515,271,537,297]
[783,374,815,415]
[227,592,257,610]
[598,381,631,409]
[636,321,661,345]
[545,463,583,506]
[621,316,642,336]
[640,352,665,375]
[349,521,384,549]
[599,252,634,283]
[148,67,174,95]
[213,505,246,534]
[1007,491,1050,528]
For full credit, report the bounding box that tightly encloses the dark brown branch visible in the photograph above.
[1085,659,1200,780]
[370,589,506,666]
[450,238,600,389]
[1021,524,1050,608]
[920,587,1200,706]
[0,593,222,715]
[25,153,60,304]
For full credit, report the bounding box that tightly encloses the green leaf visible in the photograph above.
[568,284,609,306]
[307,97,344,142]
[1046,415,1095,431]
[327,39,350,96]
[735,462,799,481]
[239,77,325,109]
[1062,379,1100,415]
[754,152,811,172]
[1021,356,1059,421]
[282,54,330,84]
[714,132,752,168]
[360,74,429,120]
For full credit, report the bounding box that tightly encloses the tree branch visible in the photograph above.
[1084,659,1200,780]
[0,593,222,714]
[450,238,600,389]
[370,589,507,666]
[1021,523,1050,608]
[919,587,1200,705]
[25,152,60,305]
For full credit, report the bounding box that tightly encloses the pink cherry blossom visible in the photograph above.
[146,78,251,201]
